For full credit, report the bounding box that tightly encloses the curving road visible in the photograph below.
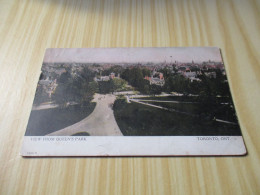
[47,94,123,136]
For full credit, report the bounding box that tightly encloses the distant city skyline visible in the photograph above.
[43,47,223,64]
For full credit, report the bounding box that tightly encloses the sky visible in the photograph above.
[43,47,223,64]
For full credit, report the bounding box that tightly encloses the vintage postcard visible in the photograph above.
[21,47,246,156]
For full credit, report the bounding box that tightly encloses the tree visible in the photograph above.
[160,67,171,78]
[98,81,112,94]
[33,84,50,106]
[121,68,130,81]
[80,67,96,83]
[58,69,71,84]
[53,67,97,106]
[142,68,151,77]
[150,84,162,95]
[52,83,69,107]
[112,78,127,92]
[164,74,188,93]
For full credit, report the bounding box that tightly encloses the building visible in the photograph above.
[109,72,115,79]
[144,72,165,86]
[205,72,216,78]
[38,77,57,98]
[150,78,165,86]
[159,73,164,80]
[94,76,110,81]
[94,72,119,82]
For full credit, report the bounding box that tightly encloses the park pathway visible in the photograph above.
[47,94,123,136]
[129,99,197,116]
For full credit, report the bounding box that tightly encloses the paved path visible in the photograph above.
[129,99,197,116]
[32,103,58,110]
[127,93,182,99]
[32,102,78,110]
[47,94,123,136]
[132,99,199,104]
[215,119,238,125]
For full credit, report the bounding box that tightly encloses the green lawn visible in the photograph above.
[151,102,239,122]
[113,99,241,136]
[136,95,239,122]
[25,103,96,136]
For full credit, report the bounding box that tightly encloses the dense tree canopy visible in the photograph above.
[121,67,152,94]
[53,67,97,106]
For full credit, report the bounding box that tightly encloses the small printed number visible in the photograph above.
[27,152,37,155]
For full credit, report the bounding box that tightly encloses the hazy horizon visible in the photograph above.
[43,47,223,64]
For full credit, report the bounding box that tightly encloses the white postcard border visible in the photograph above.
[21,136,246,156]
